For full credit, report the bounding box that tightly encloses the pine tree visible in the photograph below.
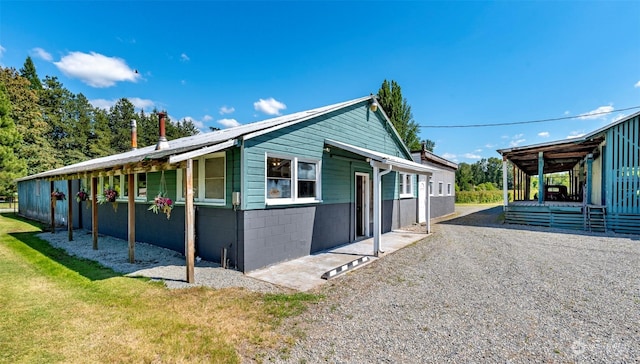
[108,98,137,153]
[19,56,43,91]
[377,80,421,151]
[0,84,27,196]
[0,67,57,174]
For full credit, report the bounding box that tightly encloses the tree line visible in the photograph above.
[455,157,513,191]
[0,57,199,196]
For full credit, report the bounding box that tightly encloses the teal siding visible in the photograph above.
[243,102,408,209]
[147,171,177,202]
[604,114,640,214]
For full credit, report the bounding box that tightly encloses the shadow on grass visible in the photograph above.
[2,213,124,281]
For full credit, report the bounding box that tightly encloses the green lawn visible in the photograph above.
[0,213,320,363]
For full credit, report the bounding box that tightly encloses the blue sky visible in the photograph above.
[1,1,639,163]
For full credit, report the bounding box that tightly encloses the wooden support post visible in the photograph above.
[538,152,544,204]
[185,159,195,283]
[502,157,509,208]
[128,174,135,263]
[586,154,593,205]
[67,179,73,241]
[50,181,55,234]
[91,177,98,250]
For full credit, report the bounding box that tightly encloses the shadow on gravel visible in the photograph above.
[438,206,640,241]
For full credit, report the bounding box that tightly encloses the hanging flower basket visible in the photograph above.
[51,189,66,201]
[149,194,173,220]
[76,190,89,202]
[98,188,118,204]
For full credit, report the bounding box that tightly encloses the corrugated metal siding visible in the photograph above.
[243,104,407,209]
[18,179,70,225]
[606,114,640,214]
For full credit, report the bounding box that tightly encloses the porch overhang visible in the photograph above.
[324,139,437,175]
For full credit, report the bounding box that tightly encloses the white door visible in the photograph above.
[418,175,426,223]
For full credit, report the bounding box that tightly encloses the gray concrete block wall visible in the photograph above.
[241,206,316,272]
[311,203,351,252]
[431,196,455,219]
[391,198,418,229]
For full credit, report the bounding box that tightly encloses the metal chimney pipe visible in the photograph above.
[156,111,170,150]
[130,119,138,150]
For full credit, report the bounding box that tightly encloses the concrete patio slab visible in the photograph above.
[246,230,428,291]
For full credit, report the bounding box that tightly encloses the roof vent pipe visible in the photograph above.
[156,111,170,150]
[131,119,138,150]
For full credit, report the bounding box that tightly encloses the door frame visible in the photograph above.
[354,172,370,239]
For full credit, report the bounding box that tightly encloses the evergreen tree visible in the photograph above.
[19,56,43,91]
[422,139,436,152]
[377,80,421,150]
[0,84,27,196]
[41,76,77,165]
[108,98,137,153]
[88,108,113,158]
[0,67,56,174]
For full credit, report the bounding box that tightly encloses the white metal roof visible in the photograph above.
[325,139,438,175]
[19,95,384,181]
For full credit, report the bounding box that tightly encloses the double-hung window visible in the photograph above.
[438,182,444,196]
[429,177,434,196]
[447,183,452,195]
[98,174,147,201]
[266,155,321,204]
[399,172,414,198]
[177,152,226,204]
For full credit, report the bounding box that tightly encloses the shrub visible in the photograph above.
[456,190,511,204]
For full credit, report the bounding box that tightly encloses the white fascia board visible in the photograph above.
[169,139,237,164]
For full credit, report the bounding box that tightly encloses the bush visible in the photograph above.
[456,190,511,204]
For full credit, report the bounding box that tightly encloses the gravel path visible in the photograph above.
[262,205,640,363]
[37,229,283,293]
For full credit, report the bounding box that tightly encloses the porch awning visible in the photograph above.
[325,139,438,175]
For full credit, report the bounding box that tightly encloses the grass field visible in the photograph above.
[0,213,320,363]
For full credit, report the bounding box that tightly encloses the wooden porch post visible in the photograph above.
[502,157,509,208]
[185,159,195,283]
[50,181,55,234]
[67,179,73,241]
[586,153,593,205]
[91,177,98,250]
[128,174,135,263]
[538,152,544,204]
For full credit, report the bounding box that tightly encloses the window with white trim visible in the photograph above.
[438,181,443,196]
[429,177,434,196]
[447,183,452,195]
[97,174,147,201]
[266,155,321,204]
[177,152,226,204]
[399,172,414,198]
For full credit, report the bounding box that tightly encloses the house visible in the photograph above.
[17,95,438,280]
[412,144,458,221]
[497,111,640,234]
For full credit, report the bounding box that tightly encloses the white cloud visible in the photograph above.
[474,149,482,153]
[30,47,52,61]
[54,51,140,87]
[566,131,586,139]
[0,45,5,58]
[180,53,190,62]
[254,97,286,115]
[218,118,241,128]
[203,115,213,122]
[635,80,640,88]
[89,97,154,110]
[564,110,570,115]
[509,139,526,147]
[219,106,235,115]
[463,153,481,160]
[442,153,456,160]
[612,113,627,123]
[182,116,204,130]
[538,131,550,138]
[485,143,496,148]
[578,105,614,120]
[513,133,524,139]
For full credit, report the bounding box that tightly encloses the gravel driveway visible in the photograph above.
[261,205,640,363]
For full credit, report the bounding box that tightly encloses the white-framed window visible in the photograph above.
[266,154,321,205]
[429,177,434,196]
[438,181,444,196]
[176,152,226,205]
[98,174,147,201]
[399,172,414,198]
[447,183,452,195]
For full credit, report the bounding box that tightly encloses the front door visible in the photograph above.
[355,173,370,238]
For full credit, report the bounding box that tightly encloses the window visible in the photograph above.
[447,183,452,195]
[266,155,320,204]
[98,174,147,201]
[399,173,414,198]
[177,153,226,204]
[429,178,434,196]
[438,182,443,196]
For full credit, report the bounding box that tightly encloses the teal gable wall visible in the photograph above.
[242,102,410,209]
